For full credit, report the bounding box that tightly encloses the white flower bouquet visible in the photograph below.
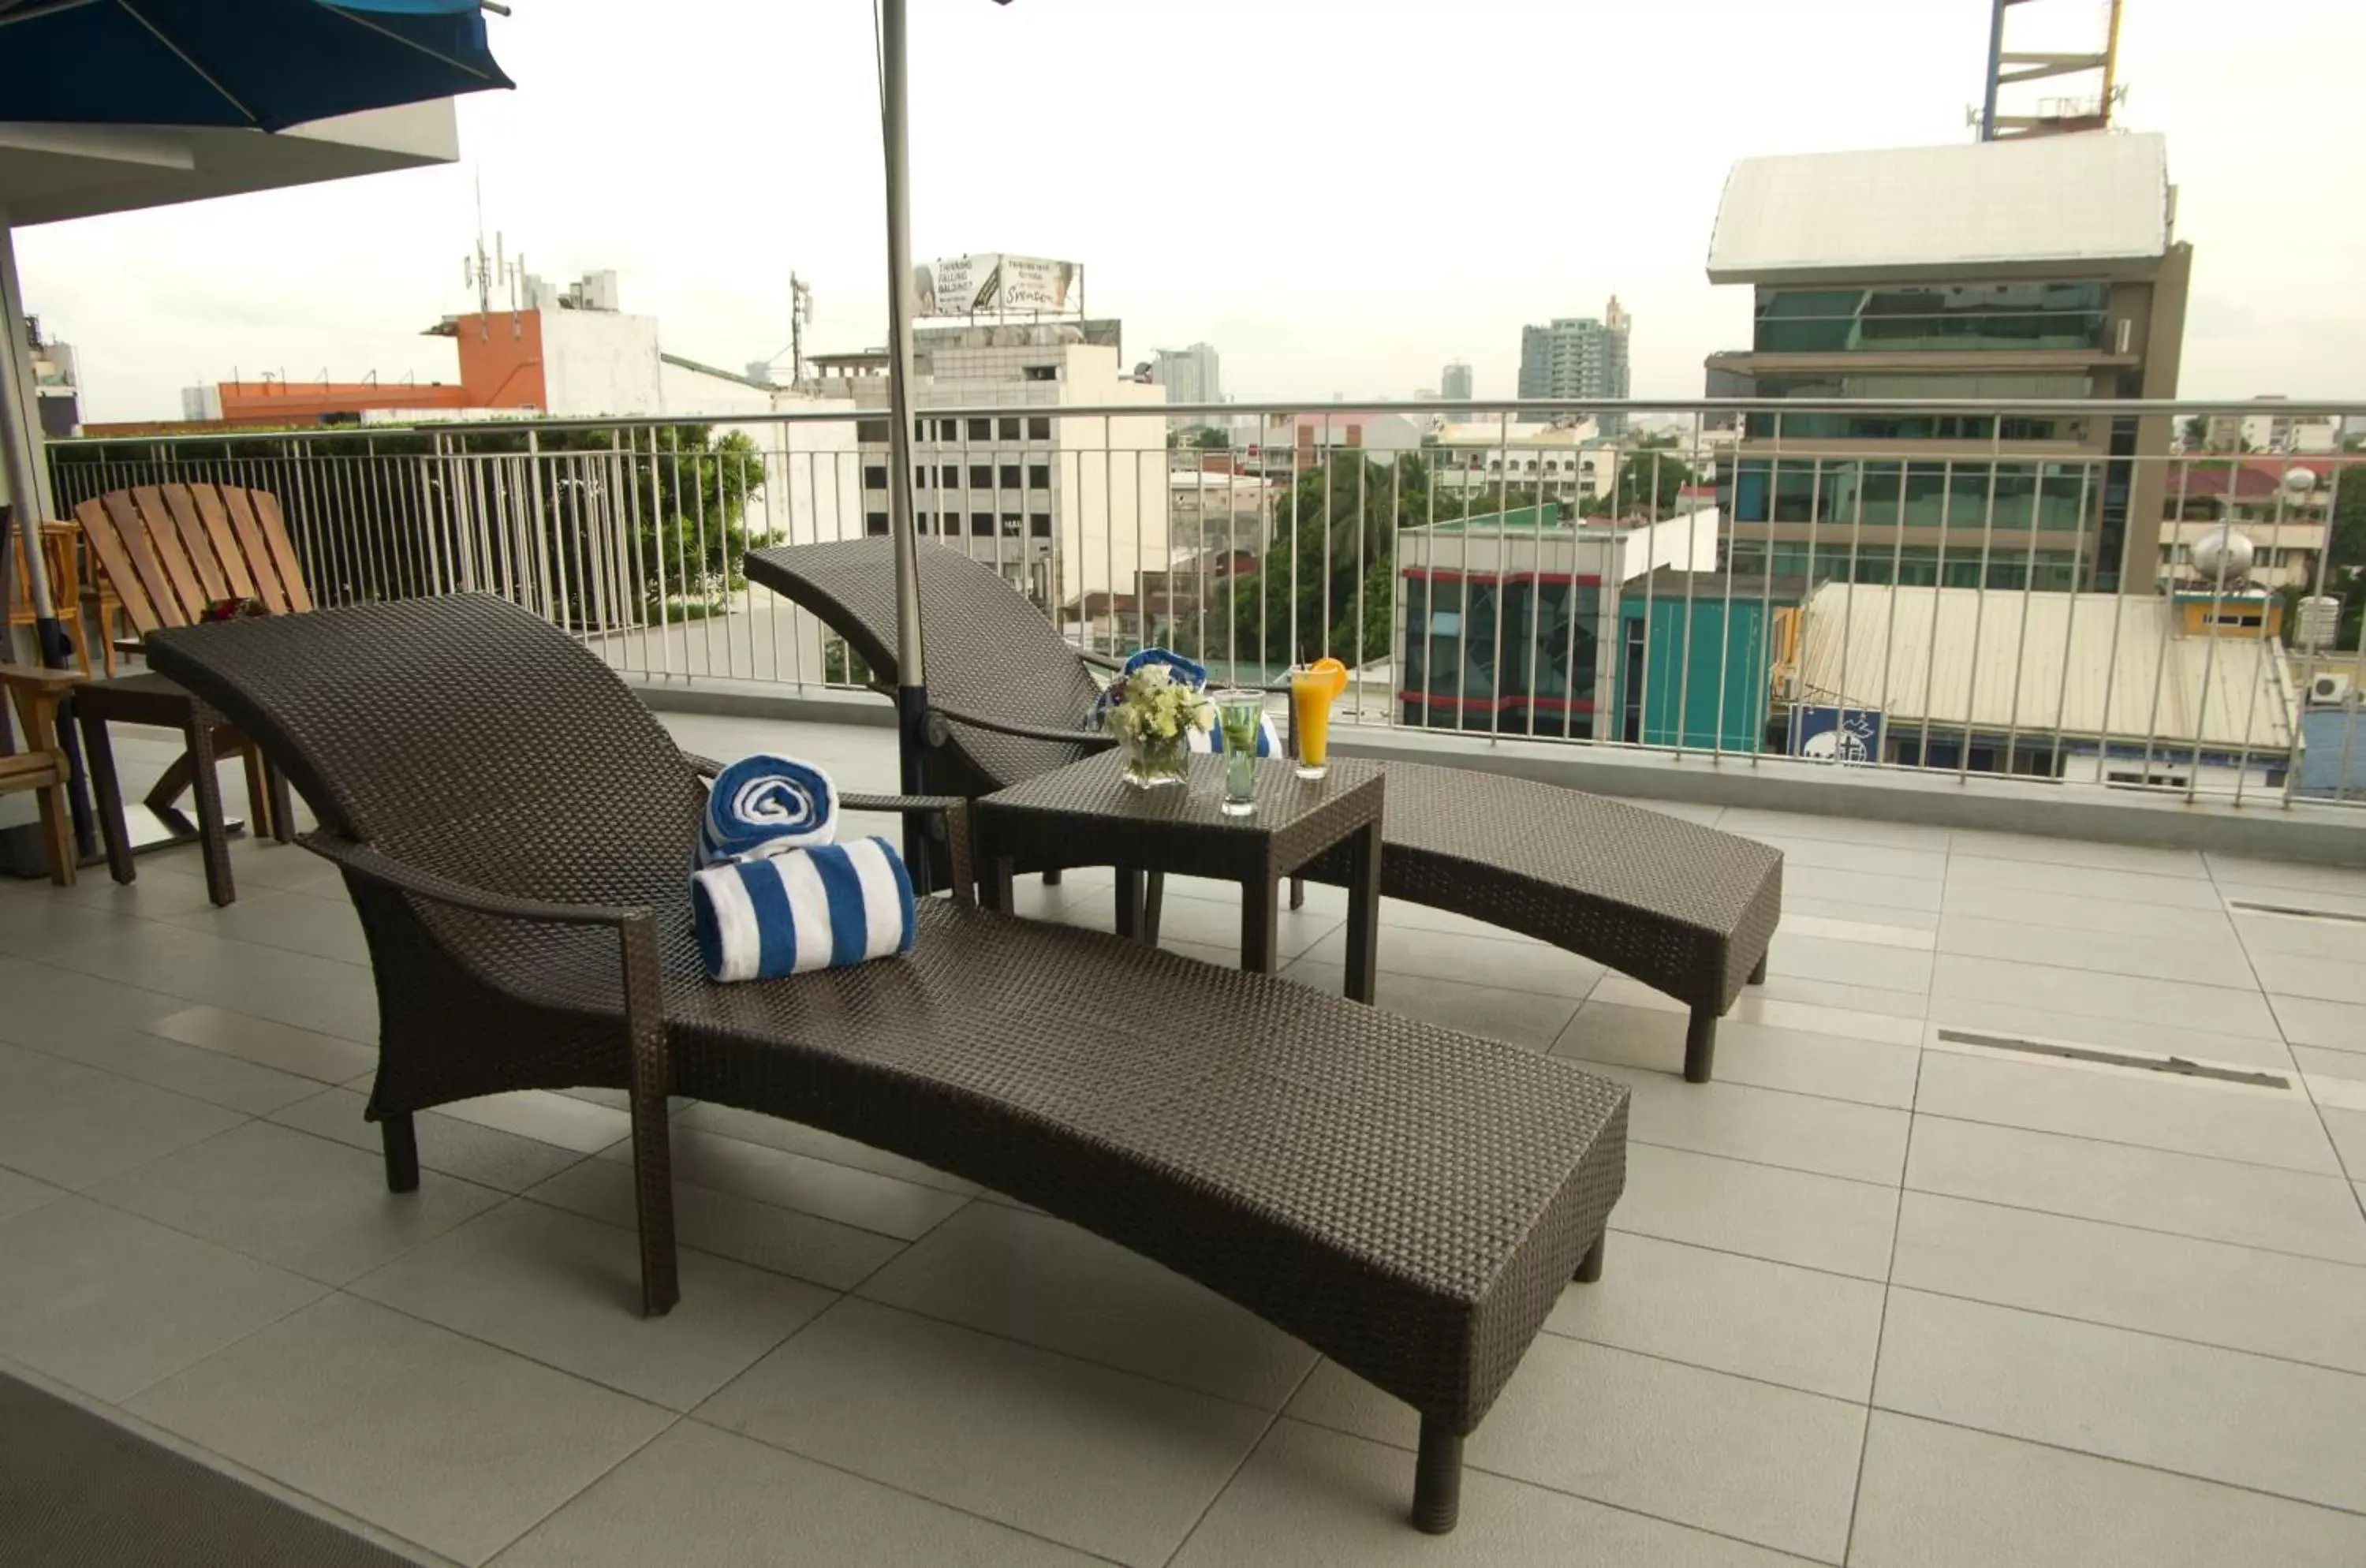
[1099,659,1213,787]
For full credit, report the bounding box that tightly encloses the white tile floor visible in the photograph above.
[3,714,2366,1565]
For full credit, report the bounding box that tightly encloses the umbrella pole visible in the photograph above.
[878,0,933,891]
[0,212,95,857]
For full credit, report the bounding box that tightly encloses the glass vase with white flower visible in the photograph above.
[1099,659,1213,788]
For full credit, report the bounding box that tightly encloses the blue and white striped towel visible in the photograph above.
[700,754,838,865]
[691,837,916,982]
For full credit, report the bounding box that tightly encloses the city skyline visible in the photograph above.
[13,0,2365,424]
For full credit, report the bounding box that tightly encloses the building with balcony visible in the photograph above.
[1516,301,1632,432]
[1707,133,2192,594]
[2155,457,2343,592]
[1439,360,1473,405]
[1427,420,1619,507]
[844,320,1169,617]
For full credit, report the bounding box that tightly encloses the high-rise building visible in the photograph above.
[1704,133,2189,593]
[1515,301,1630,431]
[1440,361,1473,404]
[1149,342,1221,428]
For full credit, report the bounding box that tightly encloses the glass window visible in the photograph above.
[856,419,890,442]
[939,465,959,487]
[1000,464,1021,489]
[1000,513,1022,537]
[966,417,991,439]
[863,465,887,490]
[1752,282,2110,354]
[998,417,1021,440]
[916,511,931,532]
[864,512,889,536]
[1028,513,1051,538]
[1028,464,1050,489]
[969,512,992,536]
[1028,416,1051,439]
[968,464,992,489]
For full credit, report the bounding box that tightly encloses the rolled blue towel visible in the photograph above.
[701,754,838,865]
[692,837,916,982]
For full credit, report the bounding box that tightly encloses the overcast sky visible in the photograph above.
[21,0,2364,422]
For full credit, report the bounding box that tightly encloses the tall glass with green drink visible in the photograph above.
[1211,690,1263,816]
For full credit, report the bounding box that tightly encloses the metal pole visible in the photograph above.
[0,211,93,854]
[878,0,931,886]
[1979,0,2007,141]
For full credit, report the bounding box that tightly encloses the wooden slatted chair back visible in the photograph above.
[74,483,311,637]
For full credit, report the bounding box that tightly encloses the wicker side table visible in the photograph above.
[976,752,1384,1000]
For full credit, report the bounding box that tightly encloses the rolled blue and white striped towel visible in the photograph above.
[691,837,916,982]
[700,754,838,864]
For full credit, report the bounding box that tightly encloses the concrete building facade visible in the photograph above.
[1704,133,2191,595]
[1515,301,1631,406]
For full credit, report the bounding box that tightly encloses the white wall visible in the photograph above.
[540,312,663,417]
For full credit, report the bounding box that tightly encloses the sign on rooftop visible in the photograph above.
[916,254,1080,317]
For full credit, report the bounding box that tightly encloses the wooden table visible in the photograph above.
[974,751,1385,1000]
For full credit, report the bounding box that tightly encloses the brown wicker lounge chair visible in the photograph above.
[144,593,1630,1535]
[746,538,1782,1082]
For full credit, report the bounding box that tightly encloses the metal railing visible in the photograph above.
[46,396,2366,812]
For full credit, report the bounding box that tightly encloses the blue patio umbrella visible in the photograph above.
[0,0,513,134]
[0,0,511,864]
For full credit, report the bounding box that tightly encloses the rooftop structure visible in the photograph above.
[1708,133,2191,594]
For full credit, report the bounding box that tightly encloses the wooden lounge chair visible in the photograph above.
[746,538,1783,1082]
[72,482,306,905]
[0,661,82,885]
[144,593,1632,1535]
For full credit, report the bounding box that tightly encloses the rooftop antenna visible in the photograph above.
[1974,0,2126,140]
[465,170,493,342]
[790,272,812,386]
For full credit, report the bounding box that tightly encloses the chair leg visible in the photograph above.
[1411,1417,1463,1534]
[241,744,272,840]
[267,759,296,844]
[1289,875,1305,911]
[381,1113,420,1193]
[1575,1230,1607,1283]
[35,779,76,887]
[1041,867,1062,887]
[629,1069,680,1317]
[1748,952,1768,986]
[77,710,135,886]
[1684,1007,1716,1084]
[184,709,235,906]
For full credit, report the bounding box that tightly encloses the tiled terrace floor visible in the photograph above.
[3,713,2365,1566]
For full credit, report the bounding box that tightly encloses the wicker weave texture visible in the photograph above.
[144,594,1629,1435]
[746,539,1783,1010]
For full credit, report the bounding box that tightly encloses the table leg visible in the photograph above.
[1241,875,1280,975]
[1142,871,1165,945]
[1114,864,1144,941]
[77,708,135,885]
[1342,820,1381,1004]
[184,705,235,907]
[983,857,1015,913]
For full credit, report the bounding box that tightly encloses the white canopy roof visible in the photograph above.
[1707,133,2171,283]
[1794,582,2297,754]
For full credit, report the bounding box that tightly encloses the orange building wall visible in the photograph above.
[211,380,473,424]
[450,311,547,410]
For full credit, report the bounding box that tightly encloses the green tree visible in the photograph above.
[1178,453,1504,671]
[2180,415,2208,450]
[1190,427,1230,450]
[1584,438,1696,520]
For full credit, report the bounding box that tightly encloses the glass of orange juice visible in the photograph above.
[1289,658,1346,780]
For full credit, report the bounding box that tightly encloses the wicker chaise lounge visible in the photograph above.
[144,594,1629,1535]
[746,539,1784,1082]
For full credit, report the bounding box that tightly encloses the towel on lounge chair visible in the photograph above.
[700,754,838,864]
[692,837,916,981]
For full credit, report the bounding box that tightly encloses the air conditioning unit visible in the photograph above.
[2309,672,2356,706]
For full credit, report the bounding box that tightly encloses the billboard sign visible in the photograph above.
[915,254,1080,318]
[1789,704,1883,764]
